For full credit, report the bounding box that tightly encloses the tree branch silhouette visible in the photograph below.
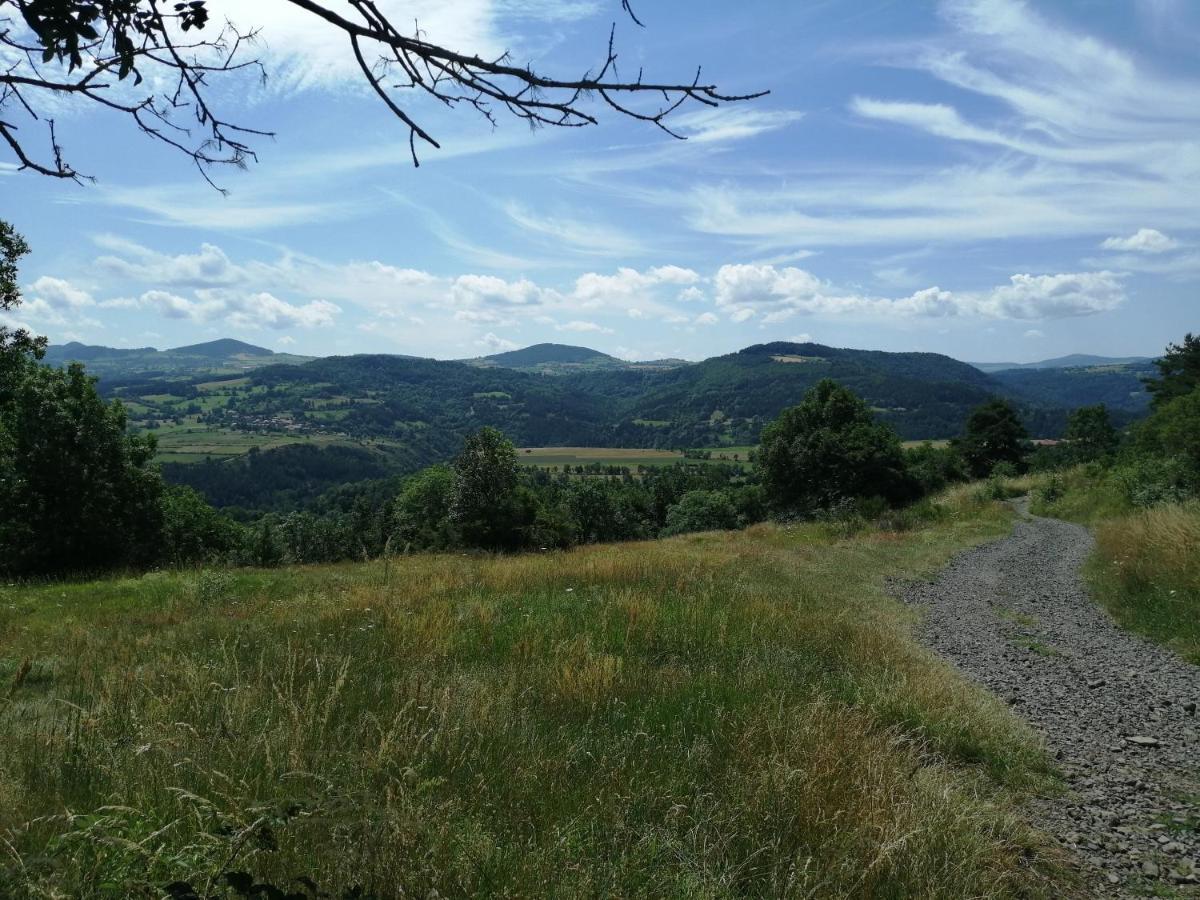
[1,0,765,184]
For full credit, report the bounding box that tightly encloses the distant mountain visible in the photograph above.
[170,338,275,358]
[43,338,316,378]
[971,354,1155,373]
[482,343,616,366]
[174,341,1020,453]
[989,359,1156,414]
[464,342,688,375]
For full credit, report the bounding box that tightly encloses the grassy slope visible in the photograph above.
[0,490,1066,898]
[1032,467,1200,664]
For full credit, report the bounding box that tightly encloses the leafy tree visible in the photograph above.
[3,1,761,182]
[392,464,459,551]
[660,490,737,536]
[757,379,916,512]
[0,221,46,380]
[450,427,522,550]
[160,484,243,566]
[1145,333,1200,407]
[1064,403,1119,462]
[956,399,1029,478]
[0,358,163,575]
[1152,390,1200,472]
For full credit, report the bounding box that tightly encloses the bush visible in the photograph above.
[1034,474,1065,506]
[904,443,967,494]
[1113,456,1196,508]
[661,490,738,536]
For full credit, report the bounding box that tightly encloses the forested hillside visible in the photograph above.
[72,339,1156,511]
[989,361,1155,413]
[43,338,315,377]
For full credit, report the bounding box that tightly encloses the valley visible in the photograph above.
[58,339,1156,506]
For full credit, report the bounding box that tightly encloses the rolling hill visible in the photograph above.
[463,342,686,374]
[80,338,1157,511]
[988,360,1156,414]
[43,338,316,377]
[970,354,1155,373]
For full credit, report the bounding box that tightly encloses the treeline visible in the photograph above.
[1028,334,1200,506]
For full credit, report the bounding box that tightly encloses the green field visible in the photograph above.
[0,487,1066,897]
[151,426,391,463]
[518,446,687,467]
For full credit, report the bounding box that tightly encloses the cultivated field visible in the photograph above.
[0,487,1068,897]
[517,446,687,467]
[518,447,755,468]
[151,425,344,462]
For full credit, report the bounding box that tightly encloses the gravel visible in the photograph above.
[897,499,1200,897]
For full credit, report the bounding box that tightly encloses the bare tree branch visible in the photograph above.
[0,0,767,183]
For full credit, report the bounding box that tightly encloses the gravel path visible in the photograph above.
[898,499,1200,897]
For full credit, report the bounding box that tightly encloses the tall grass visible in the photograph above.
[0,489,1066,898]
[1088,502,1200,664]
[1031,466,1200,664]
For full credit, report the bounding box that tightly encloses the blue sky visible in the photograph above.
[3,0,1198,363]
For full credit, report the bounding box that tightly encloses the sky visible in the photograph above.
[2,0,1198,364]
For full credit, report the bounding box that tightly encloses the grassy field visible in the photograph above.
[0,488,1069,898]
[1032,467,1200,664]
[151,426,348,462]
[518,447,688,468]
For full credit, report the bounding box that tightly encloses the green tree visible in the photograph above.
[392,465,459,551]
[757,379,916,512]
[1064,403,1119,462]
[660,490,738,536]
[0,221,46,381]
[0,359,164,575]
[160,484,243,566]
[1145,333,1200,407]
[956,399,1029,479]
[450,427,522,550]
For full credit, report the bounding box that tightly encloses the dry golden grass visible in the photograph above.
[1091,501,1200,663]
[0,490,1068,898]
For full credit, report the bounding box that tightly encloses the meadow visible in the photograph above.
[0,487,1068,898]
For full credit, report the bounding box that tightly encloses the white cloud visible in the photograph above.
[503,205,642,257]
[451,275,544,308]
[713,264,1124,321]
[475,332,520,352]
[223,1,599,98]
[672,0,1200,250]
[694,312,720,326]
[95,238,241,286]
[977,272,1124,319]
[789,333,815,343]
[850,97,1017,150]
[556,320,614,334]
[1100,228,1179,253]
[1024,329,1044,339]
[133,288,340,329]
[673,107,806,143]
[27,276,96,310]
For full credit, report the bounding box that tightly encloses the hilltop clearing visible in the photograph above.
[0,488,1069,898]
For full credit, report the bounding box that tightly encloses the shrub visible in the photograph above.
[660,490,738,536]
